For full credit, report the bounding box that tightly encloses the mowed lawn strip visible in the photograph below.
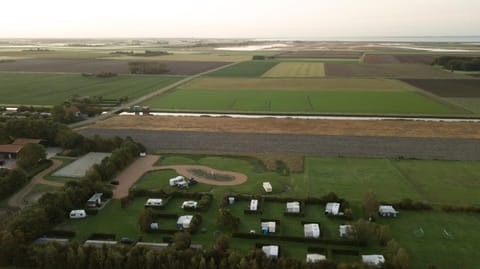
[0,73,184,106]
[181,77,407,91]
[262,62,325,77]
[207,61,278,77]
[148,89,462,115]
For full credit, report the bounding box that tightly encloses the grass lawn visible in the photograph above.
[44,158,77,184]
[378,211,480,269]
[148,88,462,115]
[207,61,278,77]
[262,62,325,77]
[0,73,183,106]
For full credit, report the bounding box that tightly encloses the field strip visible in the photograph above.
[262,62,325,77]
[69,61,240,129]
[118,112,480,122]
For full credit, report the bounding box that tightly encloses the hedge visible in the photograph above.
[233,233,365,247]
[88,233,116,240]
[44,230,76,238]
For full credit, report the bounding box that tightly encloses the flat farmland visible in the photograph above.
[401,79,480,97]
[363,54,437,64]
[147,89,461,115]
[207,61,278,77]
[0,73,183,106]
[181,77,408,91]
[0,59,229,75]
[274,51,363,59]
[325,63,466,78]
[262,62,325,77]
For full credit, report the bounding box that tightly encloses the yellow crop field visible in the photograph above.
[262,62,325,77]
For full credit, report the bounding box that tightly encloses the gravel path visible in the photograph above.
[155,165,247,186]
[79,128,480,161]
[8,159,64,208]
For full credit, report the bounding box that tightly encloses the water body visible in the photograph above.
[256,36,480,42]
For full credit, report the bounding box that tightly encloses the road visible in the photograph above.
[78,128,480,161]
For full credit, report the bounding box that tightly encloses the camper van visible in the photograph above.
[145,199,163,207]
[69,210,87,219]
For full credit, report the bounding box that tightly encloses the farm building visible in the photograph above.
[249,199,258,211]
[261,221,276,234]
[34,237,69,246]
[304,223,320,238]
[69,209,86,219]
[362,255,385,267]
[262,245,279,259]
[181,200,198,209]
[135,242,169,250]
[169,176,185,186]
[145,198,163,207]
[263,182,272,192]
[177,215,193,229]
[339,225,354,238]
[379,205,399,217]
[86,193,103,208]
[83,240,117,248]
[0,144,22,159]
[306,254,326,263]
[325,202,341,215]
[286,201,300,213]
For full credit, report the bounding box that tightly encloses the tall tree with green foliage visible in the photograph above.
[16,143,46,169]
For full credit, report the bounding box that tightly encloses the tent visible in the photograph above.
[286,201,300,213]
[304,223,320,238]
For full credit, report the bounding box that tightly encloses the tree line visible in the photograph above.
[433,56,480,71]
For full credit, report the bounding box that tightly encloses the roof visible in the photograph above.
[12,138,42,145]
[0,144,22,154]
[64,105,80,113]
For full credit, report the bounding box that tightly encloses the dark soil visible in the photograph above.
[0,59,230,75]
[275,51,363,59]
[78,128,480,161]
[402,79,480,97]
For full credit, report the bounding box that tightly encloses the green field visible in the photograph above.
[445,97,480,114]
[0,73,183,106]
[262,62,325,77]
[148,88,461,115]
[207,61,278,77]
[182,77,407,91]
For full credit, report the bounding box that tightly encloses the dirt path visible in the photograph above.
[113,156,248,199]
[155,165,247,186]
[8,159,64,208]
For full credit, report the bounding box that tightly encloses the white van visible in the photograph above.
[69,209,87,219]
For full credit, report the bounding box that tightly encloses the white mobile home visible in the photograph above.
[325,202,341,215]
[145,198,163,207]
[261,221,276,234]
[69,209,86,219]
[250,199,258,211]
[169,176,185,186]
[306,254,326,263]
[304,223,320,238]
[181,200,198,209]
[379,205,398,217]
[262,182,272,193]
[262,245,279,259]
[362,255,385,267]
[86,193,103,208]
[286,201,300,213]
[339,225,354,238]
[177,215,193,229]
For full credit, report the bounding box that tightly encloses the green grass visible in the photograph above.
[148,88,462,115]
[0,73,183,106]
[378,211,480,269]
[262,62,325,77]
[445,97,480,114]
[207,61,278,77]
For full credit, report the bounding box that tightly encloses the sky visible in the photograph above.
[1,0,479,38]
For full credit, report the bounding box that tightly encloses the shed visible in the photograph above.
[325,202,341,215]
[262,182,272,193]
[87,193,103,208]
[69,209,86,219]
[181,201,198,209]
[169,176,185,186]
[261,221,276,234]
[304,223,320,238]
[145,198,163,207]
[339,225,354,238]
[306,254,326,263]
[83,240,117,248]
[362,255,385,266]
[177,215,193,229]
[249,199,258,211]
[286,201,300,213]
[379,205,398,217]
[136,242,169,250]
[262,245,279,259]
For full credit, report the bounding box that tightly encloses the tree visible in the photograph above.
[377,225,392,246]
[173,232,191,250]
[138,209,155,232]
[352,219,372,244]
[51,105,65,123]
[215,235,229,253]
[363,191,378,219]
[16,143,46,169]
